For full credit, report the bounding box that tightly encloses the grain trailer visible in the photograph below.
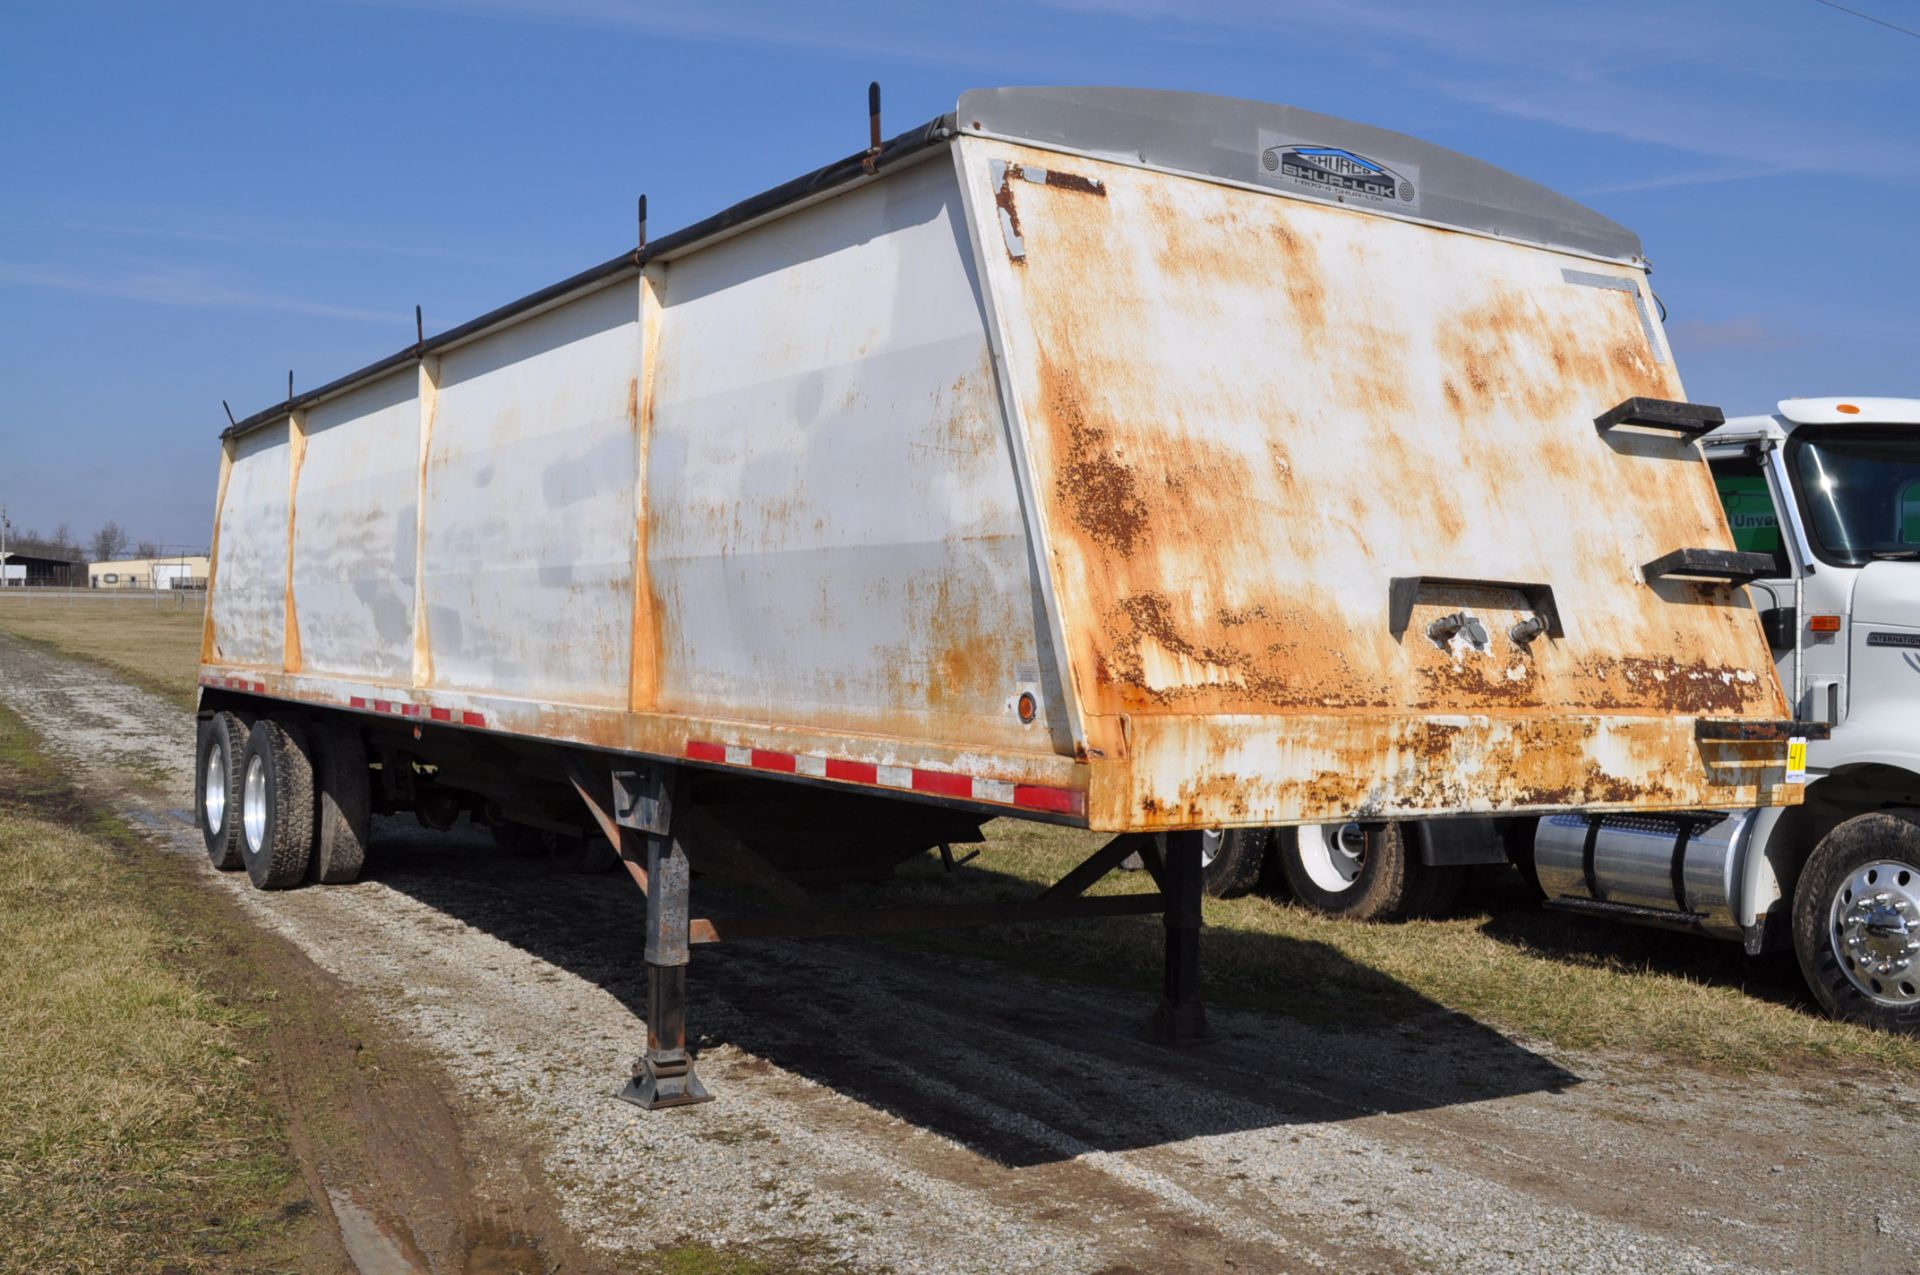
[197,87,1804,1105]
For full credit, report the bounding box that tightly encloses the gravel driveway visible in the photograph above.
[2,631,1912,1274]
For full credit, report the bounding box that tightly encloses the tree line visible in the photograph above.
[4,520,167,563]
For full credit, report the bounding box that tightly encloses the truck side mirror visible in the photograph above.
[1759,606,1796,651]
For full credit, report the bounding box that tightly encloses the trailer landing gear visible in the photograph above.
[1143,830,1210,1046]
[565,755,1208,1107]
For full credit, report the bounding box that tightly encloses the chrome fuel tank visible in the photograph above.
[1534,809,1753,939]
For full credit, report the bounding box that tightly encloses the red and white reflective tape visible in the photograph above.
[685,740,1082,816]
[201,675,268,694]
[348,695,485,728]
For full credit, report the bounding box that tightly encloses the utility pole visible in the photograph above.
[1,504,10,589]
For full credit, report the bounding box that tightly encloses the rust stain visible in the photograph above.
[411,359,438,690]
[199,438,236,667]
[1267,220,1328,335]
[632,275,663,711]
[1041,351,1149,554]
[1580,654,1762,715]
[1037,166,1106,197]
[994,168,1023,260]
[1094,710,1793,831]
[995,163,1108,267]
[282,412,308,675]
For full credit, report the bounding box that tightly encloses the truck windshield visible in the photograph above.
[1791,427,1920,566]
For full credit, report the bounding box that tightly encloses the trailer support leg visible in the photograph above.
[1145,831,1209,1045]
[615,770,712,1110]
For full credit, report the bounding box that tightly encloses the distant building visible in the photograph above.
[0,551,82,587]
[89,554,212,590]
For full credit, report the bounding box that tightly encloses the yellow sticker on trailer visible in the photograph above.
[1786,737,1809,784]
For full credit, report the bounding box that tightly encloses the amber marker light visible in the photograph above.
[1836,403,1862,414]
[1809,615,1843,632]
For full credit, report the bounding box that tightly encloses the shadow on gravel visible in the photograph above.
[369,818,1578,1167]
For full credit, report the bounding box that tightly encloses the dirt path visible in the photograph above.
[2,632,1912,1274]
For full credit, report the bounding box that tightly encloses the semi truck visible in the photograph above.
[1263,398,1920,1035]
[193,86,1804,1105]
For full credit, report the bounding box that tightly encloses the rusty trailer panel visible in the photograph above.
[956,131,1794,825]
[203,87,1800,833]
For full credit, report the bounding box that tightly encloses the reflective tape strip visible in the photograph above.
[683,740,1083,817]
[1014,784,1080,814]
[975,778,1017,804]
[912,769,972,799]
[209,684,487,730]
[827,758,877,784]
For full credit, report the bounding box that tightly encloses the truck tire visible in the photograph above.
[197,712,249,870]
[237,718,317,890]
[1200,828,1268,897]
[308,722,370,885]
[1792,813,1920,1034]
[1501,816,1548,901]
[1277,821,1458,921]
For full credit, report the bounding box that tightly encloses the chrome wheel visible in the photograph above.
[1830,859,1920,1007]
[1200,829,1224,868]
[242,753,269,855]
[1296,821,1366,893]
[202,737,228,834]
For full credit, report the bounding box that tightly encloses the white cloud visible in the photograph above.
[0,261,397,324]
[1669,316,1804,352]
[50,217,528,266]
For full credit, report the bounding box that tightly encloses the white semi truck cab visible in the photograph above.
[1529,396,1920,1030]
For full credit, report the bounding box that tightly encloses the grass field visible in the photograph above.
[0,592,204,709]
[4,593,1914,1077]
[0,702,313,1273]
[886,821,1920,1074]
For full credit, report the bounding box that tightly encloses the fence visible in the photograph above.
[0,586,206,612]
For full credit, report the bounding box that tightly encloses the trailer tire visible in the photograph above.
[1792,813,1920,1035]
[237,718,316,890]
[197,712,249,870]
[1405,859,1463,918]
[1200,828,1268,898]
[1277,821,1446,921]
[309,722,370,885]
[546,831,620,874]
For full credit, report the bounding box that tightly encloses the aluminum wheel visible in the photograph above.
[1830,859,1920,1007]
[1296,821,1366,893]
[202,736,229,835]
[242,752,270,855]
[1200,829,1224,868]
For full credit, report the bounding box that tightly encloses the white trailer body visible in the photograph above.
[192,88,1813,1100]
[201,88,1801,834]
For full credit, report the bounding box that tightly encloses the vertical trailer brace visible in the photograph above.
[1140,832,1210,1045]
[624,821,710,1109]
[565,757,1206,1108]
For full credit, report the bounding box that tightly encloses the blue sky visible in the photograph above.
[1,0,1914,548]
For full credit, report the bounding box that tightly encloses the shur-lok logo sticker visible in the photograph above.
[1257,133,1420,211]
